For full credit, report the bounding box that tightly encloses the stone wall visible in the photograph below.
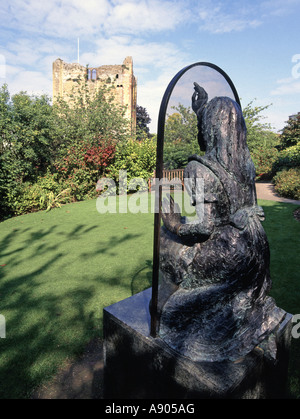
[52,56,137,132]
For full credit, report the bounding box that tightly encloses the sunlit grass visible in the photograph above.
[258,199,300,399]
[0,197,299,398]
[0,198,154,398]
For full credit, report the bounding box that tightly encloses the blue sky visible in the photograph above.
[0,0,300,133]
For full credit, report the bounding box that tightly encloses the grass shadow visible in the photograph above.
[259,200,300,398]
[0,200,154,398]
[0,197,299,398]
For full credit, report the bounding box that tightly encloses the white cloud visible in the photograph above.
[192,1,262,34]
[0,37,74,86]
[2,0,299,134]
[139,73,177,133]
[4,39,44,68]
[5,67,52,97]
[44,0,109,37]
[193,0,300,34]
[198,10,261,33]
[1,0,188,39]
[3,0,300,40]
[263,105,299,132]
[260,0,300,17]
[83,36,187,71]
[254,94,300,132]
[1,0,110,38]
[79,35,190,132]
[104,0,187,34]
[200,15,261,34]
[271,77,300,96]
[0,36,73,98]
[263,108,289,132]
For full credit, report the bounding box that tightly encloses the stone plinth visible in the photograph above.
[103,288,292,399]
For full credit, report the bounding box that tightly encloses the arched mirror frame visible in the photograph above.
[150,62,241,337]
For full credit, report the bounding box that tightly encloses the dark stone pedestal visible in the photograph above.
[103,288,292,399]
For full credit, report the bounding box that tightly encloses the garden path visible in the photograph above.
[255,181,300,205]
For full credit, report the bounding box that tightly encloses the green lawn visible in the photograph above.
[0,197,299,398]
[0,197,154,398]
[259,200,300,399]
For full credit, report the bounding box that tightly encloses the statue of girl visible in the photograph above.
[158,85,285,362]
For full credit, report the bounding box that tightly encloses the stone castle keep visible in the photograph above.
[52,56,137,132]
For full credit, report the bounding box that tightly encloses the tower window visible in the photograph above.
[87,69,91,80]
[92,69,97,80]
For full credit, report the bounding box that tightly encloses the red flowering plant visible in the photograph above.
[251,146,279,180]
[54,136,116,201]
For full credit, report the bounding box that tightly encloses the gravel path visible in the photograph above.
[255,182,300,205]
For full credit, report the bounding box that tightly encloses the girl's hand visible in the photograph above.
[161,194,181,234]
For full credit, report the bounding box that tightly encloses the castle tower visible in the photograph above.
[52,56,137,133]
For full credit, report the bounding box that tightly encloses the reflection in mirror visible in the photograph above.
[164,65,239,171]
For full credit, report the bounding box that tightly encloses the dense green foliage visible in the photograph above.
[272,115,300,200]
[163,104,200,169]
[108,136,156,192]
[136,105,151,137]
[273,144,300,173]
[0,85,55,218]
[1,83,299,220]
[242,100,299,200]
[242,100,280,180]
[0,83,156,220]
[243,100,279,153]
[278,113,300,150]
[273,168,300,200]
[251,146,279,180]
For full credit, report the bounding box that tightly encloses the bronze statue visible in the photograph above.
[158,85,286,362]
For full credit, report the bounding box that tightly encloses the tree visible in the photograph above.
[272,114,300,198]
[0,85,53,183]
[108,137,156,192]
[51,81,130,156]
[0,81,131,218]
[0,85,55,219]
[0,84,13,217]
[136,105,151,138]
[50,81,131,200]
[241,100,280,180]
[163,104,200,169]
[242,100,279,153]
[278,113,300,150]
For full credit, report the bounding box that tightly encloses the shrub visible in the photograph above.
[108,137,156,192]
[0,83,129,219]
[54,137,116,200]
[278,112,300,150]
[273,144,300,173]
[251,146,279,180]
[6,183,41,215]
[6,173,71,216]
[273,167,300,200]
[63,168,98,201]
